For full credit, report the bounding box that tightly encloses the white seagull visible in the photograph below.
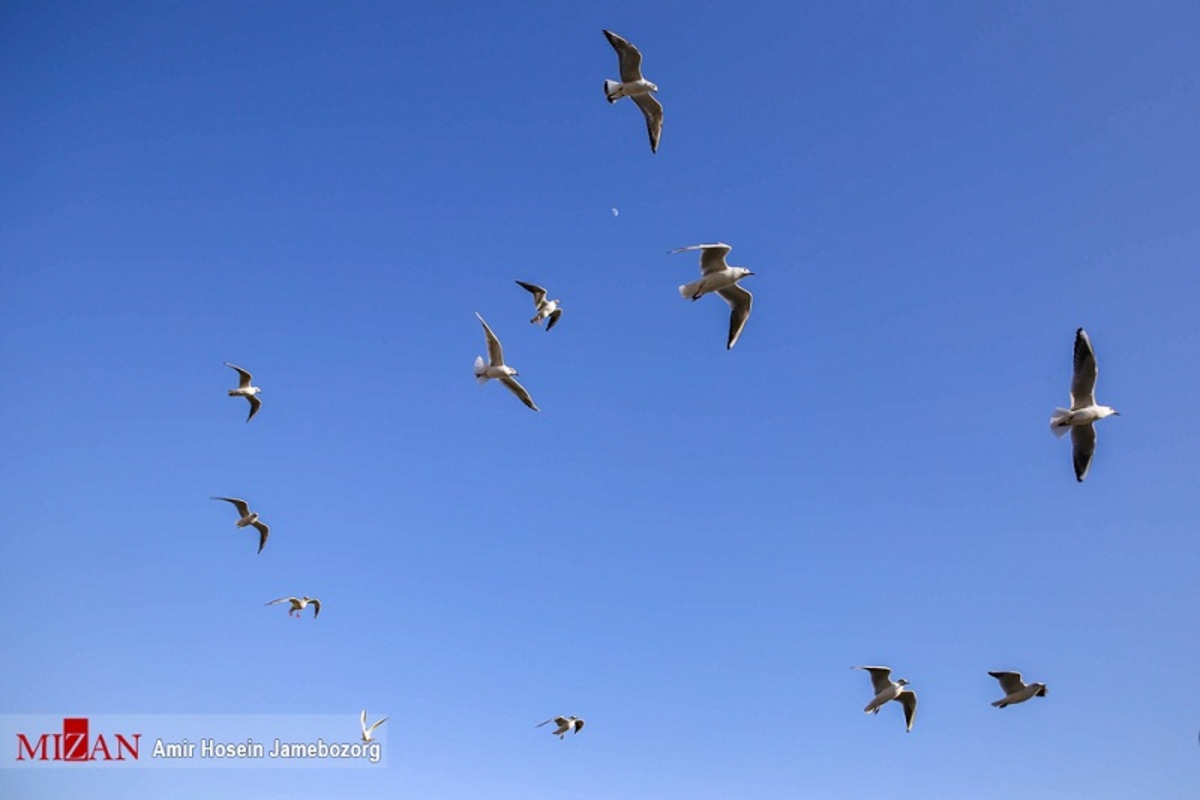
[266,596,320,619]
[989,671,1047,708]
[854,666,917,733]
[1049,328,1119,482]
[602,29,662,153]
[536,716,584,739]
[360,709,389,742]
[211,496,270,553]
[224,362,262,422]
[670,243,755,349]
[515,280,563,331]
[474,313,539,411]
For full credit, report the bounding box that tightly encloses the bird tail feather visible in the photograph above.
[604,80,622,102]
[679,279,704,300]
[1049,409,1072,438]
[991,700,1005,708]
[474,356,488,383]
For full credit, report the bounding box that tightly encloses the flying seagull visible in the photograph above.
[266,596,320,619]
[360,710,389,742]
[211,496,270,553]
[602,30,662,153]
[224,362,262,422]
[1049,328,1119,482]
[670,243,755,349]
[536,716,584,739]
[854,666,917,733]
[989,671,1047,708]
[474,313,539,411]
[515,281,563,331]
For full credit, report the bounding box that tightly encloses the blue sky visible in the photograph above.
[2,1,1199,796]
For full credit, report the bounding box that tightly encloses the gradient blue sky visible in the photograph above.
[3,1,1199,797]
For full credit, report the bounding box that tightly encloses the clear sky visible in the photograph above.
[2,1,1199,797]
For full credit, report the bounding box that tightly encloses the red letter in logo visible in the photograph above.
[62,718,89,762]
[15,734,50,761]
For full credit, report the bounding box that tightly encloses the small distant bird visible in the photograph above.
[266,596,320,619]
[224,362,262,422]
[360,709,389,742]
[988,671,1047,708]
[536,716,584,739]
[474,313,539,411]
[1049,328,1120,482]
[515,280,563,331]
[602,30,662,153]
[670,243,755,349]
[854,666,917,733]
[211,496,270,553]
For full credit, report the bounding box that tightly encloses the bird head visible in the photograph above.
[648,82,659,92]
[1035,684,1047,696]
[897,678,910,687]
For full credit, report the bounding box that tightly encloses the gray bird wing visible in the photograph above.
[246,394,261,422]
[252,520,270,552]
[310,598,320,618]
[499,376,539,411]
[475,313,505,366]
[669,243,733,275]
[989,671,1026,695]
[266,597,295,606]
[1070,328,1098,410]
[603,30,644,83]
[899,690,917,732]
[716,284,753,350]
[1071,423,1096,482]
[225,362,254,388]
[573,718,584,733]
[515,280,548,306]
[855,666,895,695]
[632,92,662,154]
[212,496,251,517]
[546,308,563,332]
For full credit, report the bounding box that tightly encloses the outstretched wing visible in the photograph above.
[212,496,251,517]
[224,362,253,388]
[1071,423,1096,482]
[1070,328,1098,410]
[266,597,294,606]
[366,715,388,734]
[854,666,894,695]
[252,521,270,553]
[309,598,320,618]
[898,690,917,732]
[573,718,584,733]
[546,308,563,332]
[988,671,1026,695]
[476,313,505,366]
[499,376,539,411]
[603,30,644,83]
[632,93,663,153]
[246,394,261,422]
[669,244,732,275]
[717,284,753,350]
[515,280,547,306]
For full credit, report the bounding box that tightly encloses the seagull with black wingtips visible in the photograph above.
[1049,328,1120,482]
[602,30,663,153]
[224,362,262,422]
[515,281,563,331]
[670,242,755,349]
[854,666,917,732]
[211,496,270,553]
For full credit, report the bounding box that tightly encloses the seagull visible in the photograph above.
[1049,328,1119,482]
[670,243,755,349]
[474,313,539,411]
[211,496,270,553]
[536,716,584,739]
[989,671,1047,708]
[360,709,389,742]
[266,596,320,619]
[602,30,662,153]
[854,666,917,732]
[515,281,563,331]
[224,362,262,422]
